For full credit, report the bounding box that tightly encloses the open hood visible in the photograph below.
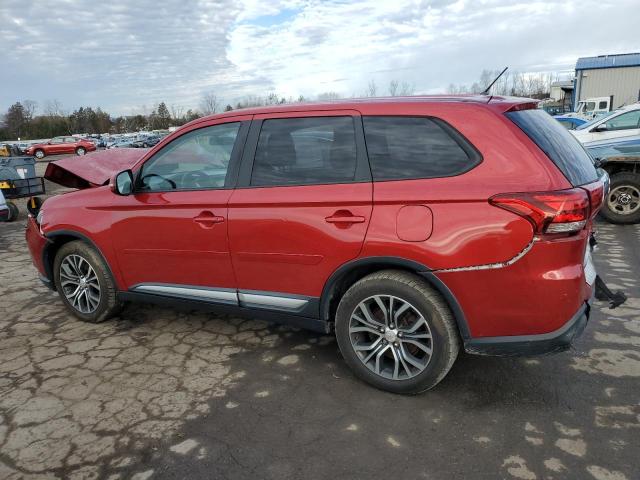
[44,148,145,189]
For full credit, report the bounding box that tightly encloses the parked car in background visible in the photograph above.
[555,115,588,130]
[571,103,640,224]
[25,136,96,159]
[108,138,136,149]
[27,96,605,394]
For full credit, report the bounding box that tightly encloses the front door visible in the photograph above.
[110,117,250,299]
[227,112,372,313]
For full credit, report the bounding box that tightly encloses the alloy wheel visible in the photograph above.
[608,185,640,216]
[59,254,101,313]
[35,150,44,159]
[77,147,86,155]
[349,295,434,380]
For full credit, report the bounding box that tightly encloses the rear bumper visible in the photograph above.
[464,298,591,356]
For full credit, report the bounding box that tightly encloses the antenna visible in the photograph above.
[482,67,508,95]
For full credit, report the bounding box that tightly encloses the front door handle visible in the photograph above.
[194,211,225,227]
[325,210,366,225]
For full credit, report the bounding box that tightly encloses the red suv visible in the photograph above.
[26,136,96,159]
[26,96,605,393]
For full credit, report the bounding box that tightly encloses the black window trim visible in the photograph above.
[132,120,250,194]
[235,114,372,189]
[361,115,483,183]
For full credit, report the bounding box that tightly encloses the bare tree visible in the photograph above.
[388,80,399,96]
[44,99,65,117]
[398,81,415,96]
[366,80,377,97]
[200,92,219,115]
[170,104,185,122]
[22,100,38,121]
[316,91,342,101]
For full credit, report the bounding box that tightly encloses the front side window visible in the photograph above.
[64,137,77,143]
[363,116,480,181]
[251,116,357,186]
[50,137,64,144]
[605,110,640,131]
[138,122,240,192]
[598,101,608,110]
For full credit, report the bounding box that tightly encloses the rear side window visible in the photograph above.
[506,109,597,186]
[251,116,357,186]
[363,116,480,181]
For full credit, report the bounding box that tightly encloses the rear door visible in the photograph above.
[64,137,78,153]
[48,137,66,154]
[227,111,372,313]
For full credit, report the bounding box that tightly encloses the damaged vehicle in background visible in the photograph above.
[572,103,640,224]
[25,96,610,394]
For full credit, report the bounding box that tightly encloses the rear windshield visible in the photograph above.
[506,109,597,186]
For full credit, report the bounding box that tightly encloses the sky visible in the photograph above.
[0,0,638,116]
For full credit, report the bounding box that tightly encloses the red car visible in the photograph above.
[26,136,96,159]
[26,96,606,393]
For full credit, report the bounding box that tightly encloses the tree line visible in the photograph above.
[0,80,416,141]
[447,69,557,98]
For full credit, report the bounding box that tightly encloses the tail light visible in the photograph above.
[581,180,605,218]
[490,188,590,234]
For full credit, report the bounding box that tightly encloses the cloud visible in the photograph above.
[0,0,638,115]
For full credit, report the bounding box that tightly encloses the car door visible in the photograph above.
[109,116,251,300]
[48,137,66,154]
[64,137,78,153]
[227,111,372,314]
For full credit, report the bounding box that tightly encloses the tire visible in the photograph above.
[53,241,121,323]
[335,270,460,394]
[3,202,19,222]
[76,147,86,156]
[600,172,640,224]
[34,149,45,159]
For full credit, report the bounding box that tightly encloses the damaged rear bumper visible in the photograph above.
[464,298,591,357]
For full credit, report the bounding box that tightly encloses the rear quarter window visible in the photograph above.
[362,116,481,181]
[506,109,597,186]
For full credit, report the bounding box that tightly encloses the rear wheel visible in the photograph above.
[34,149,45,159]
[600,172,640,224]
[76,147,86,156]
[335,270,460,394]
[53,241,121,323]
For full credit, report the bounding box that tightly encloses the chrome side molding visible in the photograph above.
[238,292,308,311]
[133,284,238,305]
[131,284,310,312]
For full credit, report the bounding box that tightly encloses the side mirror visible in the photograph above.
[111,170,134,195]
[592,124,607,132]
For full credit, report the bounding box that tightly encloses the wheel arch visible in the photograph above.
[44,230,118,291]
[320,256,471,340]
[603,160,640,176]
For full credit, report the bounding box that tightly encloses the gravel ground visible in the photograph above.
[0,154,638,479]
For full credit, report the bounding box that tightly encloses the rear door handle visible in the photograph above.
[194,211,225,227]
[325,211,366,224]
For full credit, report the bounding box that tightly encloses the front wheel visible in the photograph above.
[53,241,121,323]
[600,172,640,224]
[76,147,86,156]
[34,149,45,159]
[335,270,460,394]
